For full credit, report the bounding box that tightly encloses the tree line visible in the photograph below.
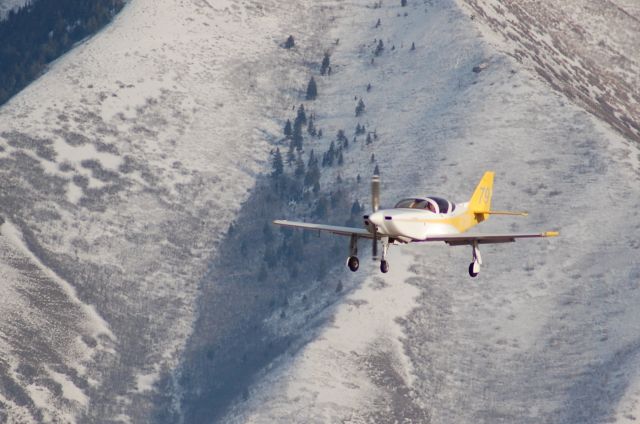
[0,0,125,105]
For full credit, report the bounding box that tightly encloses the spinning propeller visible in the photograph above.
[371,174,380,259]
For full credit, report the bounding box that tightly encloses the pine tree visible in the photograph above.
[401,0,408,6]
[375,39,384,56]
[271,148,284,177]
[320,52,331,75]
[294,154,306,178]
[292,119,303,151]
[306,76,318,100]
[284,119,292,138]
[286,142,295,165]
[374,164,380,175]
[370,153,375,163]
[366,132,373,144]
[296,104,307,125]
[411,42,416,51]
[284,35,295,48]
[307,116,316,136]
[375,18,381,28]
[351,200,361,215]
[355,99,365,116]
[337,129,347,143]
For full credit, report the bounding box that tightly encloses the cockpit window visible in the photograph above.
[394,197,456,213]
[427,197,454,214]
[394,199,416,209]
[394,198,439,213]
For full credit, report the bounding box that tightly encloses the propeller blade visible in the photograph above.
[372,226,378,259]
[371,174,380,212]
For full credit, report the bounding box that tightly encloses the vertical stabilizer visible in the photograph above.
[469,171,494,222]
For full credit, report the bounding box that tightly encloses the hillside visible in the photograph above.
[0,0,639,423]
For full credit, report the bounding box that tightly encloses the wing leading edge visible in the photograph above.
[421,231,559,246]
[273,220,374,238]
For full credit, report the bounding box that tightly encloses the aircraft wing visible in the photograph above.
[273,220,374,238]
[421,231,559,246]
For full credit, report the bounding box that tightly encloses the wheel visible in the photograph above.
[380,260,389,273]
[347,256,359,272]
[468,262,479,278]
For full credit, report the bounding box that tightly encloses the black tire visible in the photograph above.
[468,262,479,278]
[380,260,389,273]
[348,256,360,272]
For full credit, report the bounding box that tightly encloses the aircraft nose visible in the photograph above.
[369,211,384,226]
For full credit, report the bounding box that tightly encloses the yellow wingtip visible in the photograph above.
[544,231,559,237]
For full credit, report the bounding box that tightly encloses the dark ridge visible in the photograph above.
[0,0,126,106]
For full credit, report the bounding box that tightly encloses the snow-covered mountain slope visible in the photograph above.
[0,0,327,421]
[461,0,640,144]
[1,0,639,422]
[218,0,640,423]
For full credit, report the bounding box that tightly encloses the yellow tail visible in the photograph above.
[468,171,494,223]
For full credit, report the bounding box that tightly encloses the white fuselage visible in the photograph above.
[367,202,470,241]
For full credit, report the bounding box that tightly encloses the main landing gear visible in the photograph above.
[345,234,391,273]
[468,241,481,278]
[347,234,360,272]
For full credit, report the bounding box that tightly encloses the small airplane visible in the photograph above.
[274,172,558,277]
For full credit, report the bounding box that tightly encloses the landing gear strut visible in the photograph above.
[468,241,481,278]
[380,236,390,273]
[347,234,359,272]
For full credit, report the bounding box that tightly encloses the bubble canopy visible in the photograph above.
[393,197,456,214]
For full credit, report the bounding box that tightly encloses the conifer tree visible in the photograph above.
[292,119,303,151]
[355,99,365,117]
[284,35,295,48]
[351,200,361,215]
[294,154,306,178]
[366,132,373,144]
[286,142,295,165]
[307,117,316,136]
[374,164,380,175]
[296,104,307,125]
[401,0,408,6]
[306,76,318,100]
[271,148,284,177]
[375,39,384,56]
[284,119,292,138]
[320,52,331,75]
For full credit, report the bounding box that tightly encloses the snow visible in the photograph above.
[225,248,420,423]
[220,0,640,422]
[1,219,114,340]
[46,365,90,406]
[0,0,639,421]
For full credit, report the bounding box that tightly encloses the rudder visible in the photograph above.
[469,171,494,221]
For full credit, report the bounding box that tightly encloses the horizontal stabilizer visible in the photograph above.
[475,210,529,217]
